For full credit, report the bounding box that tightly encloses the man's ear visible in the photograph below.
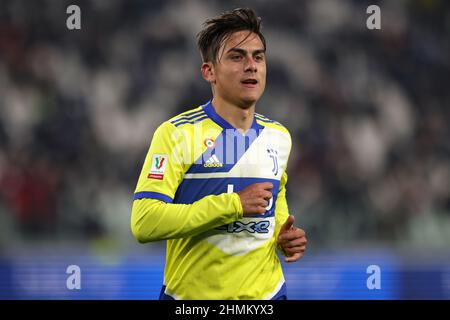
[201,62,215,84]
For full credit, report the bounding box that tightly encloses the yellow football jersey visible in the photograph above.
[131,100,292,299]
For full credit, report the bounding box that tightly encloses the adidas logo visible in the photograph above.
[204,154,223,167]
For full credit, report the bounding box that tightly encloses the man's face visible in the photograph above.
[207,31,266,108]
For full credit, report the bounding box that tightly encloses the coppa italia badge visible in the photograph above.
[148,154,168,180]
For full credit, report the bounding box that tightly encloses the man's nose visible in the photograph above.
[244,56,257,73]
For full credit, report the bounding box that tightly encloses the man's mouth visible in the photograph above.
[241,79,258,86]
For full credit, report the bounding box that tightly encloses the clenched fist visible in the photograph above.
[237,182,273,216]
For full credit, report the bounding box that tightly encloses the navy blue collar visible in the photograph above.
[202,100,264,132]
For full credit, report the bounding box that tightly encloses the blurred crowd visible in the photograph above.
[0,0,449,249]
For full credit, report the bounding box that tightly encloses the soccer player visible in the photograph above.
[131,8,307,300]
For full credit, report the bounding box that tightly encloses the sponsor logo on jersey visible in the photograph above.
[204,154,223,167]
[216,220,270,233]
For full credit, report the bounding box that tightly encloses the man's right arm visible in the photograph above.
[132,120,238,242]
[131,193,242,242]
[130,120,273,243]
[131,181,273,242]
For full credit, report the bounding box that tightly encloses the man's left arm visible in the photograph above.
[275,170,307,263]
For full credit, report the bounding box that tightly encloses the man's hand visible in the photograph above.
[277,215,307,262]
[237,182,273,216]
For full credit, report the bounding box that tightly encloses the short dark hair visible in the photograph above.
[197,8,266,63]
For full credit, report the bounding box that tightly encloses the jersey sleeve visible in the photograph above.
[131,121,243,242]
[131,194,243,242]
[274,169,290,255]
[134,121,187,203]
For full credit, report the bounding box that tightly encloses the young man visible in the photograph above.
[131,8,307,300]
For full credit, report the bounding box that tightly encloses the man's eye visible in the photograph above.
[231,55,242,61]
[255,55,264,61]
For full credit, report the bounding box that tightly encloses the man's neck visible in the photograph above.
[211,97,255,133]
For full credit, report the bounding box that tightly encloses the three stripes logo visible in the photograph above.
[204,154,223,167]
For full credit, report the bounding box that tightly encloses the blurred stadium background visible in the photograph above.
[0,0,449,299]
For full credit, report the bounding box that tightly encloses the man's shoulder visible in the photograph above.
[255,112,290,136]
[167,105,208,127]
